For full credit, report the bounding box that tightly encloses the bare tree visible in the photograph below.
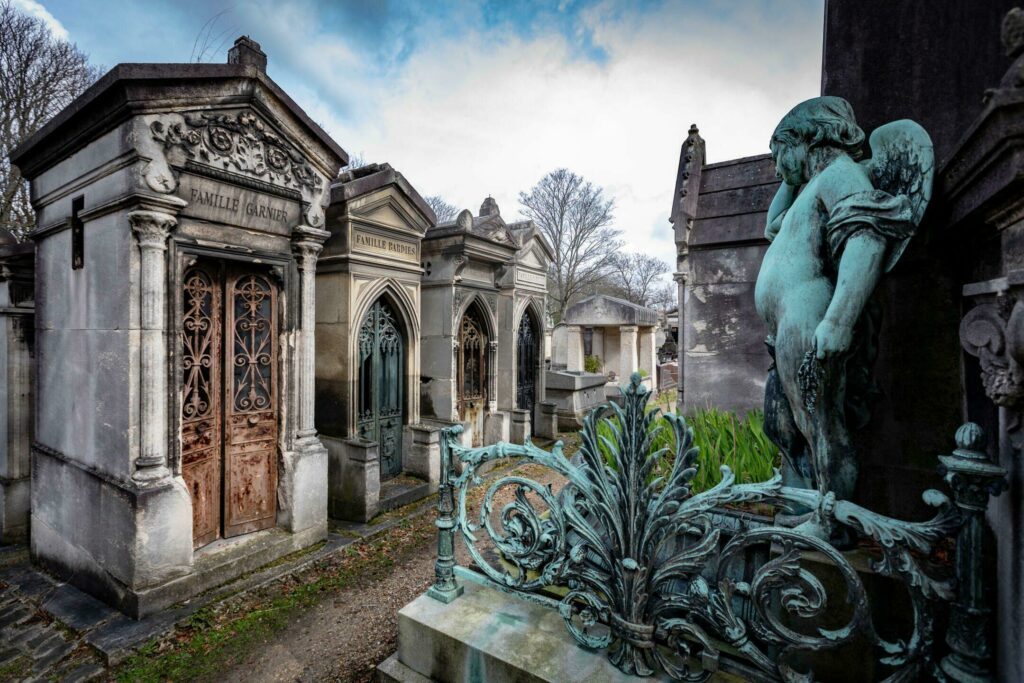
[519,169,620,322]
[425,195,459,223]
[648,280,677,312]
[606,252,670,307]
[1,0,100,238]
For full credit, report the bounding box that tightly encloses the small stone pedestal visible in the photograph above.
[376,580,676,682]
[510,408,531,443]
[534,400,559,440]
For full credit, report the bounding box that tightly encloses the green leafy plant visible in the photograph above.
[584,354,602,373]
[594,406,779,495]
[637,368,650,378]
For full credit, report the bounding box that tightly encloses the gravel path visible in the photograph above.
[220,461,567,682]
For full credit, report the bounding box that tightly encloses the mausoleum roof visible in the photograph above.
[331,163,436,225]
[12,50,347,181]
[563,294,658,327]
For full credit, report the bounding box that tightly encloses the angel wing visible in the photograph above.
[860,120,935,268]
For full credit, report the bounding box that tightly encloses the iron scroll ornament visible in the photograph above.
[429,374,964,682]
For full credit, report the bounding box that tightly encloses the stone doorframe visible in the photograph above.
[452,290,499,418]
[512,296,546,423]
[128,204,329,546]
[347,278,422,446]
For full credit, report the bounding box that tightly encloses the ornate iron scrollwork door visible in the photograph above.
[356,298,405,480]
[516,310,538,410]
[458,306,488,446]
[181,267,222,549]
[180,264,279,549]
[224,272,278,538]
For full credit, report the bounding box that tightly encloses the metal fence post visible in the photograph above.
[427,425,464,603]
[938,423,1008,682]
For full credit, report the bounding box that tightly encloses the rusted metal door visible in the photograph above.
[457,307,487,446]
[223,272,278,538]
[180,264,278,549]
[356,298,405,480]
[181,267,222,549]
[516,311,538,410]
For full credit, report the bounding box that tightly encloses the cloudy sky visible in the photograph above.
[16,0,824,266]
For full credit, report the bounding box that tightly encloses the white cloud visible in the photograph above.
[303,4,820,266]
[12,0,68,40]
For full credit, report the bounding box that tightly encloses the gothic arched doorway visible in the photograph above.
[357,297,405,479]
[516,308,540,411]
[458,303,488,446]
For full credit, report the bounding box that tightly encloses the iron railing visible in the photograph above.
[428,373,1005,682]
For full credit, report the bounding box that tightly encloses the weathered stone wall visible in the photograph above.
[823,0,1017,167]
[680,154,775,416]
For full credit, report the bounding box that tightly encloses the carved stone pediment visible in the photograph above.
[141,109,329,228]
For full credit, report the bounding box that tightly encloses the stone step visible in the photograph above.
[377,477,431,516]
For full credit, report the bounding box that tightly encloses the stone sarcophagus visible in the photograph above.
[10,37,346,616]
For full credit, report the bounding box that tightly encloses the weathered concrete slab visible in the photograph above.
[391,581,677,683]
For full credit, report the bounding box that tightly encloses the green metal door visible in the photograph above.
[357,298,404,479]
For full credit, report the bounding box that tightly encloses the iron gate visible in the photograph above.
[516,310,538,410]
[357,297,405,479]
[457,306,487,446]
[180,264,279,549]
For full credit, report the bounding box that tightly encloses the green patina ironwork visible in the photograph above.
[429,374,1005,682]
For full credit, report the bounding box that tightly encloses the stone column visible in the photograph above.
[487,339,499,413]
[292,225,330,448]
[674,272,687,412]
[566,325,584,372]
[619,325,639,385]
[129,210,176,484]
[639,327,657,392]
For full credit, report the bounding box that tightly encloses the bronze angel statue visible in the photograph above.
[753,96,934,542]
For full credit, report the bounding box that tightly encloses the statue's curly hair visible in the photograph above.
[771,96,865,160]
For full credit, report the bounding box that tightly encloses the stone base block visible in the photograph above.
[385,580,677,682]
[326,435,380,522]
[484,411,510,444]
[31,447,326,618]
[510,409,531,443]
[534,401,559,440]
[0,475,30,543]
[404,424,440,491]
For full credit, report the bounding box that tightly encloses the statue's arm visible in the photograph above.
[765,182,798,241]
[814,231,887,359]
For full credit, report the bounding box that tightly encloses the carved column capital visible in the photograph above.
[292,224,329,268]
[128,210,177,251]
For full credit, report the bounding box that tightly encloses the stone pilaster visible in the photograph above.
[674,271,687,411]
[129,210,176,485]
[487,339,498,413]
[566,325,583,372]
[619,325,639,385]
[639,327,657,392]
[292,225,330,447]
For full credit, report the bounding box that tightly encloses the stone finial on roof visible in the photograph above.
[228,36,267,72]
[456,209,473,232]
[480,196,500,217]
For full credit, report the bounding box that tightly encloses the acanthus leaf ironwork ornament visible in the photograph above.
[430,373,977,682]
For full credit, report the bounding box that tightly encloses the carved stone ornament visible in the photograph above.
[484,292,498,315]
[128,210,177,251]
[143,110,328,227]
[960,298,1024,409]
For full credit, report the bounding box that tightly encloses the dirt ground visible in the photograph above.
[225,462,563,682]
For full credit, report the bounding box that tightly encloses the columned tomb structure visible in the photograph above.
[420,198,552,446]
[10,38,346,616]
[314,163,438,522]
[562,294,659,396]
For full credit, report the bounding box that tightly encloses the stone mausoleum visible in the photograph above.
[561,294,659,395]
[314,163,439,522]
[10,38,346,616]
[419,198,554,446]
[0,237,33,544]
